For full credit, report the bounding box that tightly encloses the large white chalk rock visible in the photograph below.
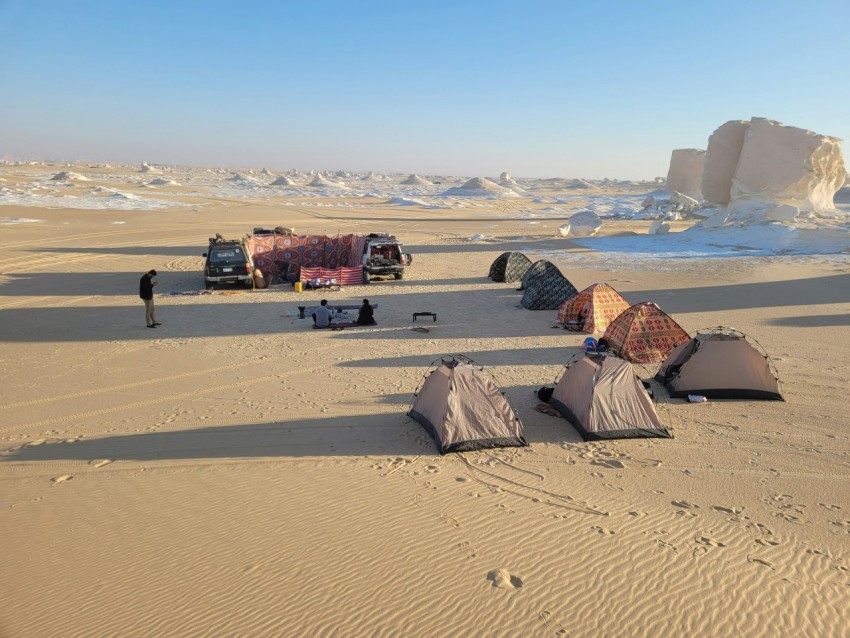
[670,190,699,211]
[666,149,705,200]
[700,210,730,229]
[730,117,846,214]
[642,196,656,209]
[499,171,518,186]
[564,211,603,236]
[702,120,749,205]
[401,174,432,185]
[648,219,670,234]
[765,204,799,222]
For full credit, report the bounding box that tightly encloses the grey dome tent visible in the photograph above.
[408,356,527,454]
[488,251,532,282]
[519,261,579,310]
[655,327,783,400]
[549,354,671,440]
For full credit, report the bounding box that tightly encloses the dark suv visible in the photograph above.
[202,240,253,289]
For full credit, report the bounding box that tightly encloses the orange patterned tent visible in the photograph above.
[557,283,630,334]
[602,301,689,364]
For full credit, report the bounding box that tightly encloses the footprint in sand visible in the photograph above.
[539,611,567,635]
[695,536,726,548]
[756,538,780,547]
[458,540,477,559]
[487,568,523,589]
[592,525,616,535]
[89,459,112,468]
[51,474,73,485]
[747,555,775,570]
[591,459,626,469]
[712,505,745,515]
[672,500,700,510]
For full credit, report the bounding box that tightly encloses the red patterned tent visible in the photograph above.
[602,301,689,364]
[557,283,630,334]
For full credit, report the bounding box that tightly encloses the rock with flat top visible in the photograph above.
[666,149,705,200]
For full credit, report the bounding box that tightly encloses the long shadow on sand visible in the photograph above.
[768,313,850,328]
[0,285,572,342]
[628,273,850,314]
[36,246,203,258]
[3,407,583,463]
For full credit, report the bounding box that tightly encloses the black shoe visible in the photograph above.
[152,322,162,326]
[147,324,157,328]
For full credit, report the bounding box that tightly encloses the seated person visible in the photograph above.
[356,299,377,326]
[312,299,333,329]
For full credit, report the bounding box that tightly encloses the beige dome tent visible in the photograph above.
[408,356,527,454]
[655,327,783,400]
[549,354,671,440]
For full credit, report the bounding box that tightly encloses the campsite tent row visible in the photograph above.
[408,355,670,454]
[409,339,783,455]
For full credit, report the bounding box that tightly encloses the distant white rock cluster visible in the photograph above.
[401,174,432,186]
[441,177,519,198]
[50,171,89,181]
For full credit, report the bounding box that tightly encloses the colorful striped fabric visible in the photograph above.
[300,266,364,287]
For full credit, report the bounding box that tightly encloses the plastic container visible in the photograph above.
[294,281,303,292]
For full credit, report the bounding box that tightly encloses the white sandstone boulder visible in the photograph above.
[700,211,730,229]
[648,219,670,234]
[563,211,603,236]
[642,196,656,209]
[670,191,699,212]
[765,204,799,222]
[730,117,845,213]
[666,149,705,200]
[702,120,749,205]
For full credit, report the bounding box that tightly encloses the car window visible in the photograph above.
[210,249,244,262]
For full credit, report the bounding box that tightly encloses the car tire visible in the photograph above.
[394,272,403,280]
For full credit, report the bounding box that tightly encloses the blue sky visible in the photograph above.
[1,0,848,179]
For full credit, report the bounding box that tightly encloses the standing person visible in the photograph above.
[139,269,160,328]
[356,298,376,326]
[311,299,333,329]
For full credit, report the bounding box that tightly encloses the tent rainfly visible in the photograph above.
[549,354,671,440]
[557,282,630,333]
[408,356,527,454]
[655,327,784,400]
[602,301,689,364]
[488,251,532,283]
[519,261,579,311]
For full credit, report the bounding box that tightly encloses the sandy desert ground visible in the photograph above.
[1,163,849,637]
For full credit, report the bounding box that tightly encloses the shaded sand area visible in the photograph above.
[1,165,849,637]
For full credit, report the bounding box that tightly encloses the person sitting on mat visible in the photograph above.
[356,299,377,326]
[312,299,333,329]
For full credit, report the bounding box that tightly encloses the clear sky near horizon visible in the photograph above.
[1,0,848,179]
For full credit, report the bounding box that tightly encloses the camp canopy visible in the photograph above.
[488,252,532,283]
[655,327,783,400]
[557,282,630,333]
[602,302,689,364]
[549,354,671,440]
[519,261,579,310]
[408,357,527,454]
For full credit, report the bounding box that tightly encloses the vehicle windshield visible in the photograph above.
[210,248,244,262]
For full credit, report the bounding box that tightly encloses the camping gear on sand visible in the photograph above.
[655,326,784,400]
[408,356,527,454]
[549,354,671,441]
[602,301,689,364]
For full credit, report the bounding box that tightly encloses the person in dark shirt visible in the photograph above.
[356,299,376,326]
[139,269,160,328]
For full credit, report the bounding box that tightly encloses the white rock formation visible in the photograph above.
[670,191,699,212]
[50,171,89,181]
[309,174,347,188]
[648,219,670,234]
[666,149,705,200]
[765,204,799,222]
[700,210,730,229]
[499,171,517,186]
[441,177,519,197]
[562,210,603,236]
[566,178,599,190]
[139,162,160,174]
[271,175,298,186]
[701,120,749,205]
[401,174,432,186]
[642,196,656,209]
[730,117,845,214]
